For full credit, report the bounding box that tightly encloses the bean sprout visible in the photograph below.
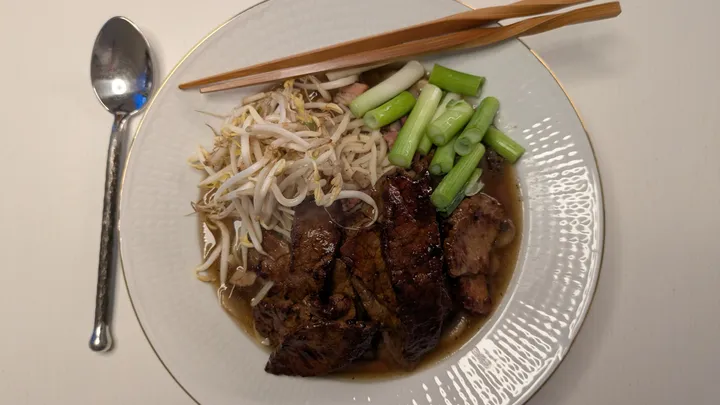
[190,73,392,302]
[308,75,332,101]
[251,281,275,307]
[295,75,359,91]
[213,220,230,285]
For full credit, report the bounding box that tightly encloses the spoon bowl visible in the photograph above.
[89,16,154,352]
[91,17,153,117]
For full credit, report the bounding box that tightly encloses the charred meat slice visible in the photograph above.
[254,263,377,376]
[303,262,357,321]
[380,173,452,367]
[253,296,312,347]
[290,201,341,289]
[340,228,398,327]
[411,151,433,177]
[444,193,513,277]
[266,321,377,377]
[456,274,492,315]
[252,201,381,377]
[264,201,341,300]
[250,230,291,282]
[303,293,354,321]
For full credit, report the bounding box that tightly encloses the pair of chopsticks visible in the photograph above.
[179,0,621,93]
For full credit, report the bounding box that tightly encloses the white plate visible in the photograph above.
[119,0,605,404]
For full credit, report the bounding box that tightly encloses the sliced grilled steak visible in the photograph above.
[291,201,342,290]
[266,320,377,377]
[340,228,398,327]
[303,293,353,321]
[253,296,313,347]
[444,193,512,278]
[303,262,357,321]
[261,201,341,301]
[411,151,433,177]
[380,173,452,367]
[249,230,291,282]
[456,274,492,315]
[252,201,381,376]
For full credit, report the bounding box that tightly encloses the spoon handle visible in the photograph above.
[89,114,127,353]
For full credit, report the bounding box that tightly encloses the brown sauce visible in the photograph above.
[203,157,522,379]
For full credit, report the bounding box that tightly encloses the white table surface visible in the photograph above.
[2,0,719,403]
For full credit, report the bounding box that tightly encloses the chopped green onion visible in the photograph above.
[428,64,485,96]
[431,143,486,210]
[363,91,416,129]
[483,126,526,163]
[437,187,466,217]
[427,100,474,146]
[464,168,485,196]
[429,137,457,175]
[350,61,426,118]
[455,97,499,156]
[417,135,434,156]
[437,169,479,216]
[388,84,443,168]
[417,93,462,155]
[433,93,463,120]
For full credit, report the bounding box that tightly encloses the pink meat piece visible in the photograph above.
[382,119,403,148]
[383,130,399,148]
[334,83,369,106]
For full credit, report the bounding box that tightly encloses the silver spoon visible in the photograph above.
[89,16,154,352]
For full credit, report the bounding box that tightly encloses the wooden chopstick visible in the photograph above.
[199,2,621,93]
[455,1,621,49]
[178,0,591,89]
